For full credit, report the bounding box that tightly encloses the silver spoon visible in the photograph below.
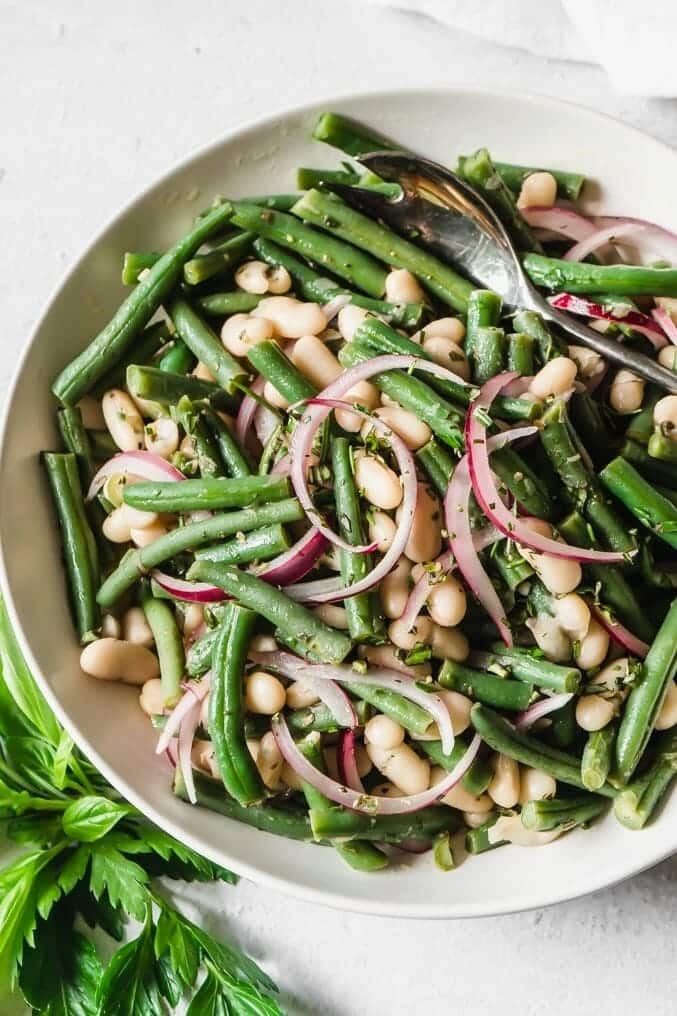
[328,151,677,394]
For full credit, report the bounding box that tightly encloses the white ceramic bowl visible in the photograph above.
[2,88,677,918]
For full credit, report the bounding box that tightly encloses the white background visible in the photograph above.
[2,2,677,1013]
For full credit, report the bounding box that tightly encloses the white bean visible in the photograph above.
[654,395,677,438]
[568,344,603,380]
[366,742,430,795]
[488,813,562,847]
[290,334,341,388]
[525,614,571,662]
[421,336,470,379]
[360,643,431,679]
[519,767,556,803]
[249,634,278,654]
[281,762,304,791]
[337,304,369,342]
[430,766,493,812]
[263,379,290,410]
[388,614,433,651]
[401,483,442,562]
[245,670,286,715]
[554,593,591,642]
[256,731,284,790]
[103,505,159,544]
[355,745,372,779]
[102,472,139,508]
[101,613,121,639]
[144,417,179,459]
[235,260,272,295]
[192,361,215,382]
[464,810,492,828]
[517,519,581,595]
[130,520,171,547]
[353,450,402,510]
[574,616,610,670]
[427,576,467,628]
[77,396,106,430]
[439,689,472,735]
[656,680,677,730]
[488,753,520,808]
[139,678,165,717]
[285,681,320,709]
[368,406,431,450]
[384,268,425,304]
[221,314,274,357]
[80,638,159,684]
[180,435,197,460]
[576,694,616,732]
[419,317,466,344]
[122,607,154,648]
[102,389,144,451]
[430,625,469,662]
[368,510,397,553]
[192,740,219,780]
[379,557,412,619]
[334,380,380,432]
[253,296,326,338]
[658,345,677,371]
[323,745,340,782]
[528,357,578,400]
[182,603,204,637]
[267,265,292,295]
[516,171,557,210]
[364,714,405,749]
[609,369,644,414]
[312,603,349,630]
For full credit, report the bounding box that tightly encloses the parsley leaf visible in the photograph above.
[88,838,151,923]
[0,599,61,744]
[95,905,164,1016]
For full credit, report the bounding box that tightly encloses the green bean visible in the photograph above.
[175,770,312,839]
[209,606,264,806]
[458,149,541,252]
[548,697,578,749]
[123,474,290,513]
[506,331,535,375]
[288,698,371,733]
[620,438,677,488]
[252,238,424,328]
[231,203,388,297]
[569,393,614,466]
[521,795,607,831]
[168,298,246,393]
[471,326,506,384]
[312,112,395,156]
[439,659,533,711]
[465,820,505,854]
[187,561,353,663]
[491,540,534,591]
[600,456,677,550]
[140,584,184,707]
[415,438,455,496]
[332,437,380,642]
[43,453,100,642]
[175,398,223,478]
[158,339,196,375]
[126,364,238,413]
[186,628,218,678]
[625,398,659,446]
[615,599,677,784]
[197,291,263,316]
[489,160,586,201]
[121,251,162,285]
[183,231,254,286]
[648,430,677,463]
[471,704,616,797]
[485,644,581,693]
[246,340,316,405]
[57,407,95,484]
[297,166,360,190]
[341,682,432,737]
[333,839,390,871]
[581,723,617,791]
[88,430,118,460]
[291,189,473,312]
[491,445,554,520]
[53,201,233,405]
[91,320,171,396]
[418,738,493,795]
[96,498,303,607]
[194,523,289,564]
[308,796,460,844]
[524,253,677,296]
[512,309,567,362]
[199,407,252,479]
[614,727,677,829]
[465,290,502,360]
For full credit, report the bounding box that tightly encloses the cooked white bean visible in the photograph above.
[353,450,402,510]
[554,593,591,642]
[139,678,165,716]
[337,304,369,342]
[658,345,677,371]
[102,473,139,508]
[427,575,467,628]
[656,680,677,730]
[221,313,275,357]
[312,603,349,630]
[488,813,562,847]
[281,762,304,791]
[388,614,433,651]
[103,504,159,544]
[78,395,106,430]
[431,766,493,812]
[368,510,397,553]
[355,745,372,779]
[291,334,341,388]
[285,681,320,709]
[101,613,121,639]
[131,393,163,420]
[249,634,278,654]
[574,616,610,670]
[144,417,179,459]
[122,607,154,648]
[517,519,582,595]
[245,670,287,715]
[253,296,326,338]
[323,745,340,782]
[235,260,272,295]
[525,614,571,662]
[380,558,412,619]
[130,520,170,547]
[401,483,442,562]
[182,603,204,637]
[488,753,520,808]
[576,694,616,732]
[654,395,677,438]
[364,714,405,749]
[464,810,492,828]
[430,625,469,662]
[609,369,644,414]
[568,345,603,381]
[80,638,159,684]
[421,336,470,379]
[384,268,425,304]
[439,689,472,735]
[192,739,219,780]
[419,317,466,344]
[102,389,144,451]
[256,731,284,790]
[516,171,557,210]
[334,380,380,432]
[367,406,431,450]
[519,767,557,804]
[263,379,290,410]
[180,435,197,460]
[529,357,578,400]
[267,265,292,295]
[360,643,431,679]
[192,361,215,382]
[366,742,430,795]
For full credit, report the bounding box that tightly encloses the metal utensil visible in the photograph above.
[328,151,677,394]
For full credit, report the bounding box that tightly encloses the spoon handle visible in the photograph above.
[530,290,677,394]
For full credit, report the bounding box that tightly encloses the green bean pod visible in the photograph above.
[140,584,185,707]
[123,474,291,513]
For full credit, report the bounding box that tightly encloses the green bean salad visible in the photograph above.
[45,111,677,872]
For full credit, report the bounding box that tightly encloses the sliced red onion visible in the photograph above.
[652,306,677,346]
[254,401,280,447]
[589,603,649,659]
[248,650,356,728]
[156,675,210,756]
[520,206,596,242]
[322,293,352,322]
[236,374,266,447]
[337,730,365,792]
[548,293,667,350]
[563,221,646,262]
[515,692,574,731]
[257,527,329,586]
[178,699,202,804]
[271,454,291,476]
[500,376,535,397]
[466,374,628,564]
[273,713,480,815]
[152,570,227,603]
[285,575,345,603]
[165,745,177,768]
[594,215,677,261]
[87,450,184,501]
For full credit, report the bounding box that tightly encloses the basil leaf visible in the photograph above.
[62,797,131,843]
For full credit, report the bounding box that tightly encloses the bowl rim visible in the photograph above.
[2,84,676,919]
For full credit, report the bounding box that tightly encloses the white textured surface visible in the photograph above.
[2,2,677,1013]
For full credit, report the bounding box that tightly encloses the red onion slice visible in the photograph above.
[652,307,677,346]
[254,401,280,447]
[249,650,356,728]
[87,450,185,501]
[548,293,667,350]
[337,729,366,793]
[285,575,345,603]
[236,375,266,447]
[178,698,202,804]
[257,527,329,586]
[151,570,228,603]
[515,692,574,731]
[594,215,677,260]
[520,206,596,242]
[271,454,291,476]
[156,675,210,756]
[589,603,649,659]
[466,374,628,564]
[272,713,480,815]
[563,221,646,262]
[322,293,352,322]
